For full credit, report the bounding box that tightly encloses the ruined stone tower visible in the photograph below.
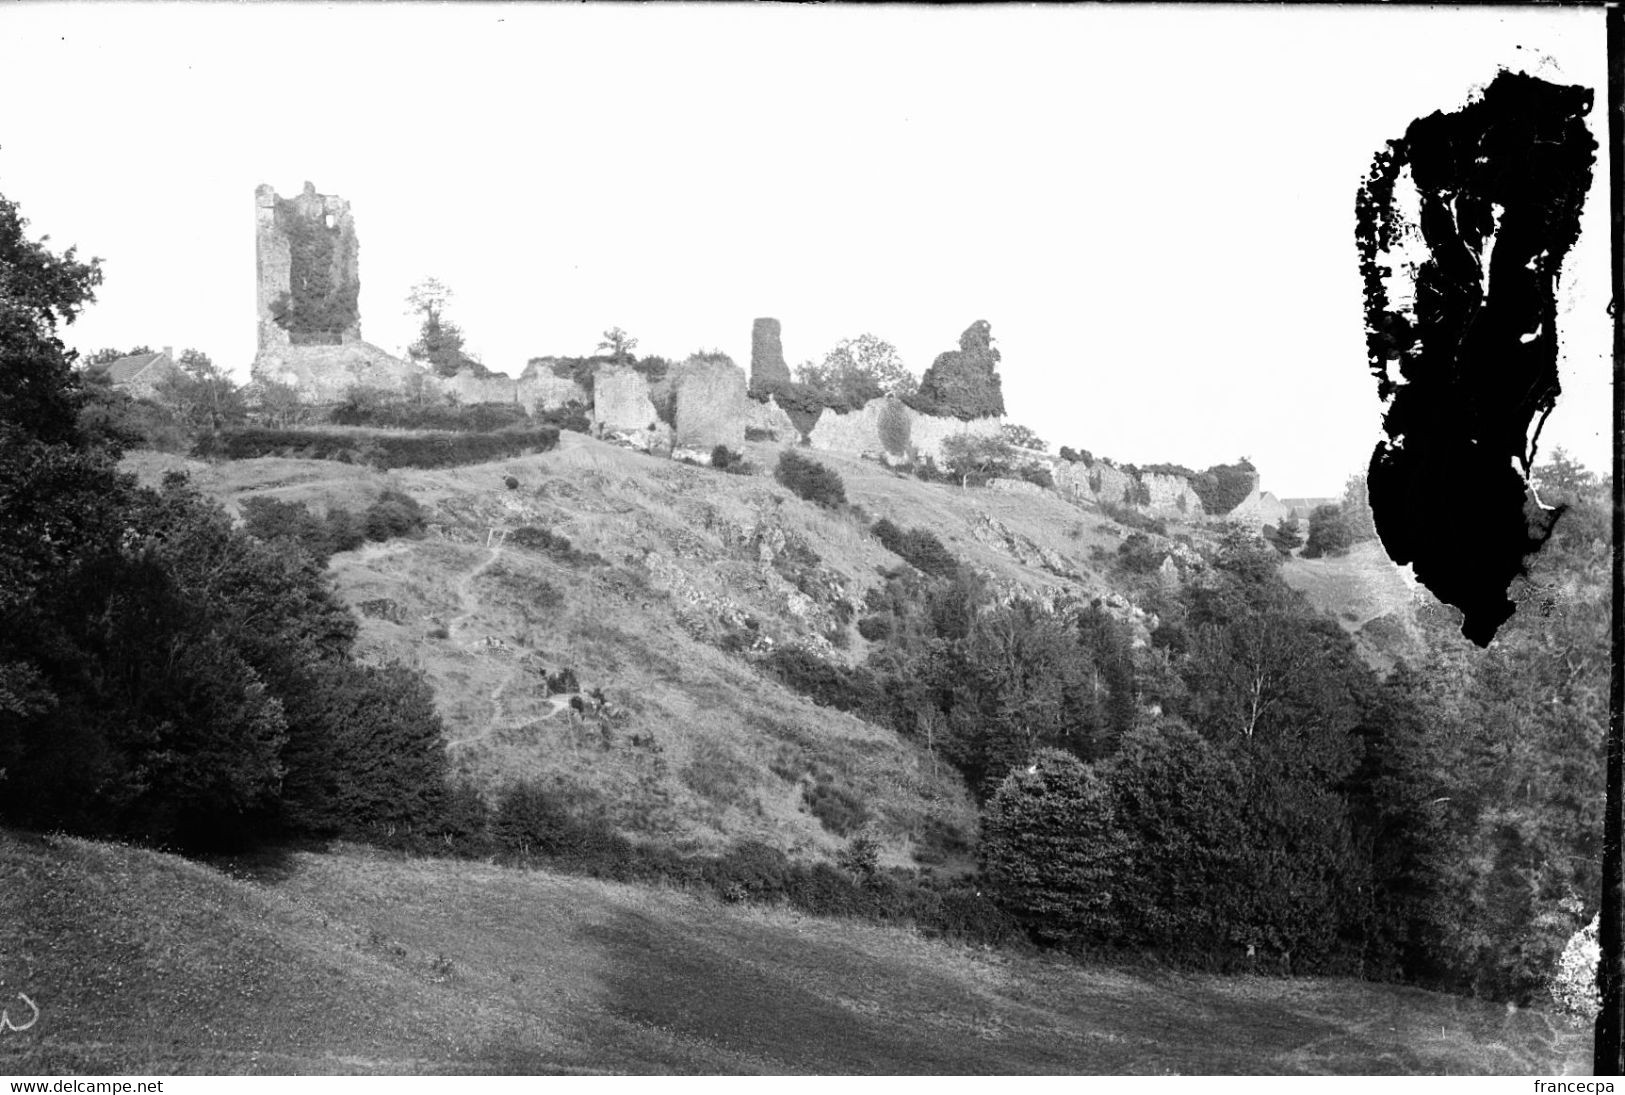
[750,317,790,391]
[255,182,362,353]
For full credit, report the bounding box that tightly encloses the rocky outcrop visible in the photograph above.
[750,318,791,392]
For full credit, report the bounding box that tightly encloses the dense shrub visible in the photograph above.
[490,778,628,868]
[872,519,959,579]
[1189,460,1257,517]
[761,646,887,721]
[240,495,344,565]
[1098,501,1168,537]
[507,526,606,567]
[981,750,1124,942]
[856,615,892,642]
[982,727,1366,968]
[803,774,870,835]
[534,401,591,435]
[364,489,427,541]
[1058,446,1093,465]
[759,380,851,439]
[775,448,847,508]
[711,445,750,474]
[331,395,529,432]
[877,397,912,456]
[1303,503,1355,559]
[1117,532,1165,574]
[909,321,1005,420]
[1017,464,1055,490]
[194,426,560,469]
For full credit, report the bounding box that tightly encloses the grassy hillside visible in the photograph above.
[120,435,1159,866]
[0,830,1590,1075]
[1280,541,1424,669]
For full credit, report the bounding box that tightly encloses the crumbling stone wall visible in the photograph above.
[1141,472,1203,519]
[805,395,1003,464]
[750,317,791,392]
[1053,460,1132,509]
[673,354,746,451]
[593,365,660,435]
[252,341,421,403]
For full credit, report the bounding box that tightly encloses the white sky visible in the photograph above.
[0,3,1609,498]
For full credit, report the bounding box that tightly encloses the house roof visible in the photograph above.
[103,352,169,383]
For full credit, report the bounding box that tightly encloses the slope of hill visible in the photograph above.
[0,829,1590,1075]
[121,434,1165,866]
[1280,542,1424,669]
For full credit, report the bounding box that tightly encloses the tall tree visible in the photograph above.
[596,326,639,364]
[795,333,917,406]
[406,277,485,378]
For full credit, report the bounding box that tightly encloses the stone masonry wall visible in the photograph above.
[673,356,747,451]
[593,366,660,434]
[1142,472,1203,519]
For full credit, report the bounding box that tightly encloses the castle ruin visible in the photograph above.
[255,182,361,353]
[244,185,1274,526]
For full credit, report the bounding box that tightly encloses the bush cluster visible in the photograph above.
[802,773,870,835]
[983,735,1367,972]
[711,445,751,474]
[331,397,529,432]
[507,526,606,567]
[774,448,847,508]
[239,490,426,564]
[1189,460,1257,517]
[870,518,959,579]
[464,780,1021,945]
[194,426,561,469]
[1098,501,1168,537]
[761,646,889,722]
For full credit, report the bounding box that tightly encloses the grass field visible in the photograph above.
[0,830,1592,1075]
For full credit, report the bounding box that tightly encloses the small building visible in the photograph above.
[99,346,180,401]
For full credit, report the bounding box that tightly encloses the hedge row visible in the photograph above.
[330,400,531,432]
[433,779,1023,947]
[195,426,561,469]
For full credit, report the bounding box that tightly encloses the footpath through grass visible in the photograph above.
[0,830,1592,1075]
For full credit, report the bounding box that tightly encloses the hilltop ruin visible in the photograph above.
[249,182,586,411]
[246,185,1282,527]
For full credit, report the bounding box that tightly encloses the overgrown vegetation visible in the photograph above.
[908,320,1004,420]
[193,425,560,469]
[774,448,847,508]
[870,518,958,579]
[507,526,607,567]
[1188,459,1257,516]
[269,193,359,345]
[331,389,530,431]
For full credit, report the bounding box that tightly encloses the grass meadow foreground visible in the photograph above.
[0,830,1591,1075]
